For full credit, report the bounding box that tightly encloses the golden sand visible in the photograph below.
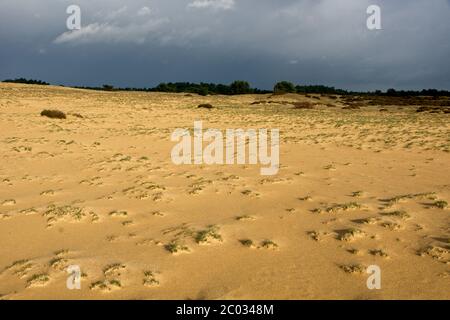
[0,83,449,299]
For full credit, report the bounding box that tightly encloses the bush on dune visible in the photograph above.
[40,109,66,119]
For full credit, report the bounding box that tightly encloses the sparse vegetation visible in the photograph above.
[382,192,437,207]
[43,204,85,226]
[351,191,364,198]
[261,239,278,250]
[339,264,366,274]
[239,239,254,247]
[325,202,362,213]
[165,241,190,254]
[381,210,411,220]
[198,103,214,110]
[143,271,160,287]
[369,249,389,258]
[195,225,222,244]
[27,273,50,287]
[293,101,315,109]
[432,200,448,209]
[337,228,366,242]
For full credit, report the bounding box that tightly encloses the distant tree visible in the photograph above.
[3,78,49,85]
[230,81,251,95]
[197,86,209,96]
[386,88,397,96]
[274,81,296,94]
[102,84,114,91]
[295,85,347,95]
[216,84,231,95]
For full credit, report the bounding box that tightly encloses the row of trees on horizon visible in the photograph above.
[3,78,450,97]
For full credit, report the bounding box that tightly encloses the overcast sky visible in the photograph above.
[1,0,449,91]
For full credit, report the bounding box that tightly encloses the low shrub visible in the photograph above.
[40,109,66,119]
[293,102,315,109]
[198,104,214,110]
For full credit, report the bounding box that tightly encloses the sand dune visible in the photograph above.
[0,83,449,299]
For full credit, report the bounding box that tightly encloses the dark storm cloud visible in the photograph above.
[0,0,449,90]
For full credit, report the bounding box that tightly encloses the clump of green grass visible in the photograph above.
[5,259,34,278]
[261,239,279,250]
[383,192,437,207]
[418,245,449,263]
[432,200,448,209]
[27,273,50,287]
[165,241,190,254]
[369,249,389,258]
[351,191,364,198]
[49,257,68,270]
[380,221,402,230]
[90,279,121,291]
[43,205,85,226]
[326,202,362,213]
[381,210,410,220]
[90,281,108,290]
[90,263,127,291]
[143,271,160,287]
[195,225,222,244]
[103,263,126,277]
[338,228,366,242]
[339,264,366,274]
[239,239,254,247]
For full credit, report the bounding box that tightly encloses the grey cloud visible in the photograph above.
[0,0,449,90]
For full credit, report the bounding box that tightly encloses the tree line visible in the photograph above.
[3,78,49,86]
[3,78,450,96]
